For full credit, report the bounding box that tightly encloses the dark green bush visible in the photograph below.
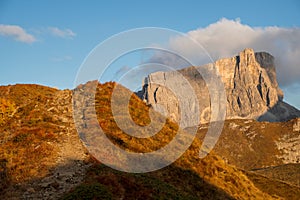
[61,183,112,200]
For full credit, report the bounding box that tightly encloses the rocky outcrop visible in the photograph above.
[140,69,208,128]
[140,48,300,127]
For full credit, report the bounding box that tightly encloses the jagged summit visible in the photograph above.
[140,48,300,126]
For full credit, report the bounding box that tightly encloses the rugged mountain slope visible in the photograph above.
[0,84,90,199]
[69,81,285,199]
[251,163,300,187]
[245,170,300,200]
[1,82,294,199]
[193,118,300,170]
[140,48,300,126]
[0,82,299,199]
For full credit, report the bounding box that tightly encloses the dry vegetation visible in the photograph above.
[196,119,297,170]
[0,84,62,192]
[251,163,300,187]
[95,82,179,153]
[64,82,282,199]
[245,170,300,200]
[0,82,299,199]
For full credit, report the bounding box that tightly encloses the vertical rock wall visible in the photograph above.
[140,48,298,127]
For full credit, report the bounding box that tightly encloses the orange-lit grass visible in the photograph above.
[95,82,179,153]
[0,127,58,183]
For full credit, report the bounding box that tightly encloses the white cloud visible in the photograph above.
[48,27,76,39]
[151,18,300,87]
[0,24,36,43]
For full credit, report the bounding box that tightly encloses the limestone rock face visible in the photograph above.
[216,48,281,119]
[140,48,300,127]
[141,68,209,128]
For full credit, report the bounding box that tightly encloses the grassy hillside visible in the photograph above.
[251,163,300,187]
[245,170,300,200]
[0,84,60,184]
[0,82,299,199]
[68,82,278,199]
[195,119,299,170]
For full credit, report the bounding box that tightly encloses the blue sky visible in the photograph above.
[0,0,299,108]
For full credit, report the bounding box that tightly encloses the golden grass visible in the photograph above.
[94,82,179,153]
[0,127,58,184]
[69,82,278,199]
[0,82,296,199]
[0,84,60,189]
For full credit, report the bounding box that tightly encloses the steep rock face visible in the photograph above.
[140,48,300,127]
[141,68,209,128]
[216,48,281,119]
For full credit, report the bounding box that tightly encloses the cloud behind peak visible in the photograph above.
[155,18,300,87]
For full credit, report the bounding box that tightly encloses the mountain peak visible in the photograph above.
[140,49,300,127]
[239,48,256,65]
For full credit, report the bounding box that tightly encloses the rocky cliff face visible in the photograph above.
[140,48,300,127]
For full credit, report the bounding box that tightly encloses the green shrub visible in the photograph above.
[61,183,112,200]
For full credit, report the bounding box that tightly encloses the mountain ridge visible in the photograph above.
[1,47,300,199]
[139,48,300,127]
